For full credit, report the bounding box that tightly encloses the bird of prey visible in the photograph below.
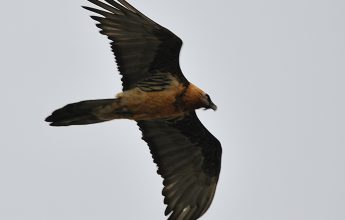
[46,0,222,219]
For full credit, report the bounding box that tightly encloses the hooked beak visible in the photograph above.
[210,102,218,111]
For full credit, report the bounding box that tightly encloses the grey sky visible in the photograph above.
[0,0,344,219]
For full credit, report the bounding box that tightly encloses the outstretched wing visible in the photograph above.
[83,0,188,90]
[137,112,222,220]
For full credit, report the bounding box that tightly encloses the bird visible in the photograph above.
[45,0,222,219]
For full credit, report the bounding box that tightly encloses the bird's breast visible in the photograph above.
[116,80,185,120]
[115,79,205,120]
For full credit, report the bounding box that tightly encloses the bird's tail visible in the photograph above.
[45,98,129,126]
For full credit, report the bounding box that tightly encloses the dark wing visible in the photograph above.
[137,112,222,220]
[83,0,188,90]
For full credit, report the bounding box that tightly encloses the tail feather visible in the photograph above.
[45,99,122,126]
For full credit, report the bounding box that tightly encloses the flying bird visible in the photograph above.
[46,0,222,219]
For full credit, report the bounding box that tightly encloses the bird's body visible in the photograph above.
[46,1,222,219]
[115,78,206,121]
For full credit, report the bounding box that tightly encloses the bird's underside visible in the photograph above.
[46,0,222,220]
[46,74,211,125]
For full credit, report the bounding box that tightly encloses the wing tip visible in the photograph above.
[45,115,66,127]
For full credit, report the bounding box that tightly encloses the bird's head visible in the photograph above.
[201,94,217,111]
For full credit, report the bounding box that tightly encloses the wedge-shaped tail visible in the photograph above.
[46,98,124,126]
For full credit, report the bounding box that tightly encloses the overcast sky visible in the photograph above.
[0,0,344,219]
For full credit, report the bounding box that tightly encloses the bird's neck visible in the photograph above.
[182,83,206,110]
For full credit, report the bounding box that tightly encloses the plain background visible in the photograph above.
[0,0,344,219]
